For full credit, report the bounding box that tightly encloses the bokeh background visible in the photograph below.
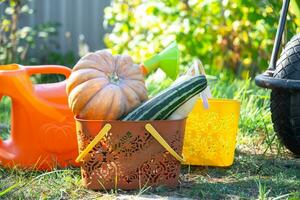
[1,0,300,78]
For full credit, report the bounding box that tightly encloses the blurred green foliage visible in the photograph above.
[104,0,300,78]
[291,0,300,20]
[0,0,58,64]
[0,0,76,83]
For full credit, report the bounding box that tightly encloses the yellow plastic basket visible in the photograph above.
[183,98,241,167]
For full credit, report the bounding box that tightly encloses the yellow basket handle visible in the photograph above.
[145,123,185,163]
[76,124,112,163]
[76,123,185,163]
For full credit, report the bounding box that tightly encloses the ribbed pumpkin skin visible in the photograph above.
[66,50,147,120]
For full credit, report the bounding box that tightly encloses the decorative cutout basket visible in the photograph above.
[183,98,241,167]
[75,118,186,190]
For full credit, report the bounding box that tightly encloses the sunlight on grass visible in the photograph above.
[0,75,299,199]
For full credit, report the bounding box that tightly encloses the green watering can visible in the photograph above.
[140,42,179,80]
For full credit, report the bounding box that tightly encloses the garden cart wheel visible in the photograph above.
[255,0,300,155]
[271,34,300,155]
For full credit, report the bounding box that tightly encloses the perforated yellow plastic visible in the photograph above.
[183,98,241,167]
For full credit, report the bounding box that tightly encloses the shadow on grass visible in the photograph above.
[150,150,300,199]
[0,150,299,199]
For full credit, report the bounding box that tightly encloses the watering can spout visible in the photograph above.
[142,42,179,80]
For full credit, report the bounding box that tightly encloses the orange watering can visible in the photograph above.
[0,64,78,170]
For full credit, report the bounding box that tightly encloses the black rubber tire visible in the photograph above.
[271,34,300,155]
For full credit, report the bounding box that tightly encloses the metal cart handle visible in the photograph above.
[269,0,290,71]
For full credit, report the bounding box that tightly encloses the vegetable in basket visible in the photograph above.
[120,75,207,121]
[169,59,212,120]
[66,50,148,120]
[168,74,199,120]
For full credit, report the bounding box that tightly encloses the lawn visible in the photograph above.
[0,75,299,199]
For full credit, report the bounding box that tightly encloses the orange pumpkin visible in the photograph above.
[66,50,147,120]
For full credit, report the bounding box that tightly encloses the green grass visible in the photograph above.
[0,152,299,199]
[0,96,11,140]
[0,75,299,199]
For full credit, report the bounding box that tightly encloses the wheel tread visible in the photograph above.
[271,34,300,155]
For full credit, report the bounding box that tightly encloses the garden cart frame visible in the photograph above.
[255,0,300,155]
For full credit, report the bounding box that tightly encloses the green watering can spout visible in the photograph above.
[143,42,179,80]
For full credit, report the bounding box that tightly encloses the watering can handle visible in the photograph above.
[25,65,71,78]
[0,94,2,144]
[24,65,71,122]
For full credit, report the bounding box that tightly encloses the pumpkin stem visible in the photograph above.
[108,72,120,84]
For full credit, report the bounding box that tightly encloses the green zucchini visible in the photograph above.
[120,75,207,121]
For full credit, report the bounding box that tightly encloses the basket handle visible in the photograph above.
[75,124,112,163]
[145,123,185,163]
[75,123,185,163]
